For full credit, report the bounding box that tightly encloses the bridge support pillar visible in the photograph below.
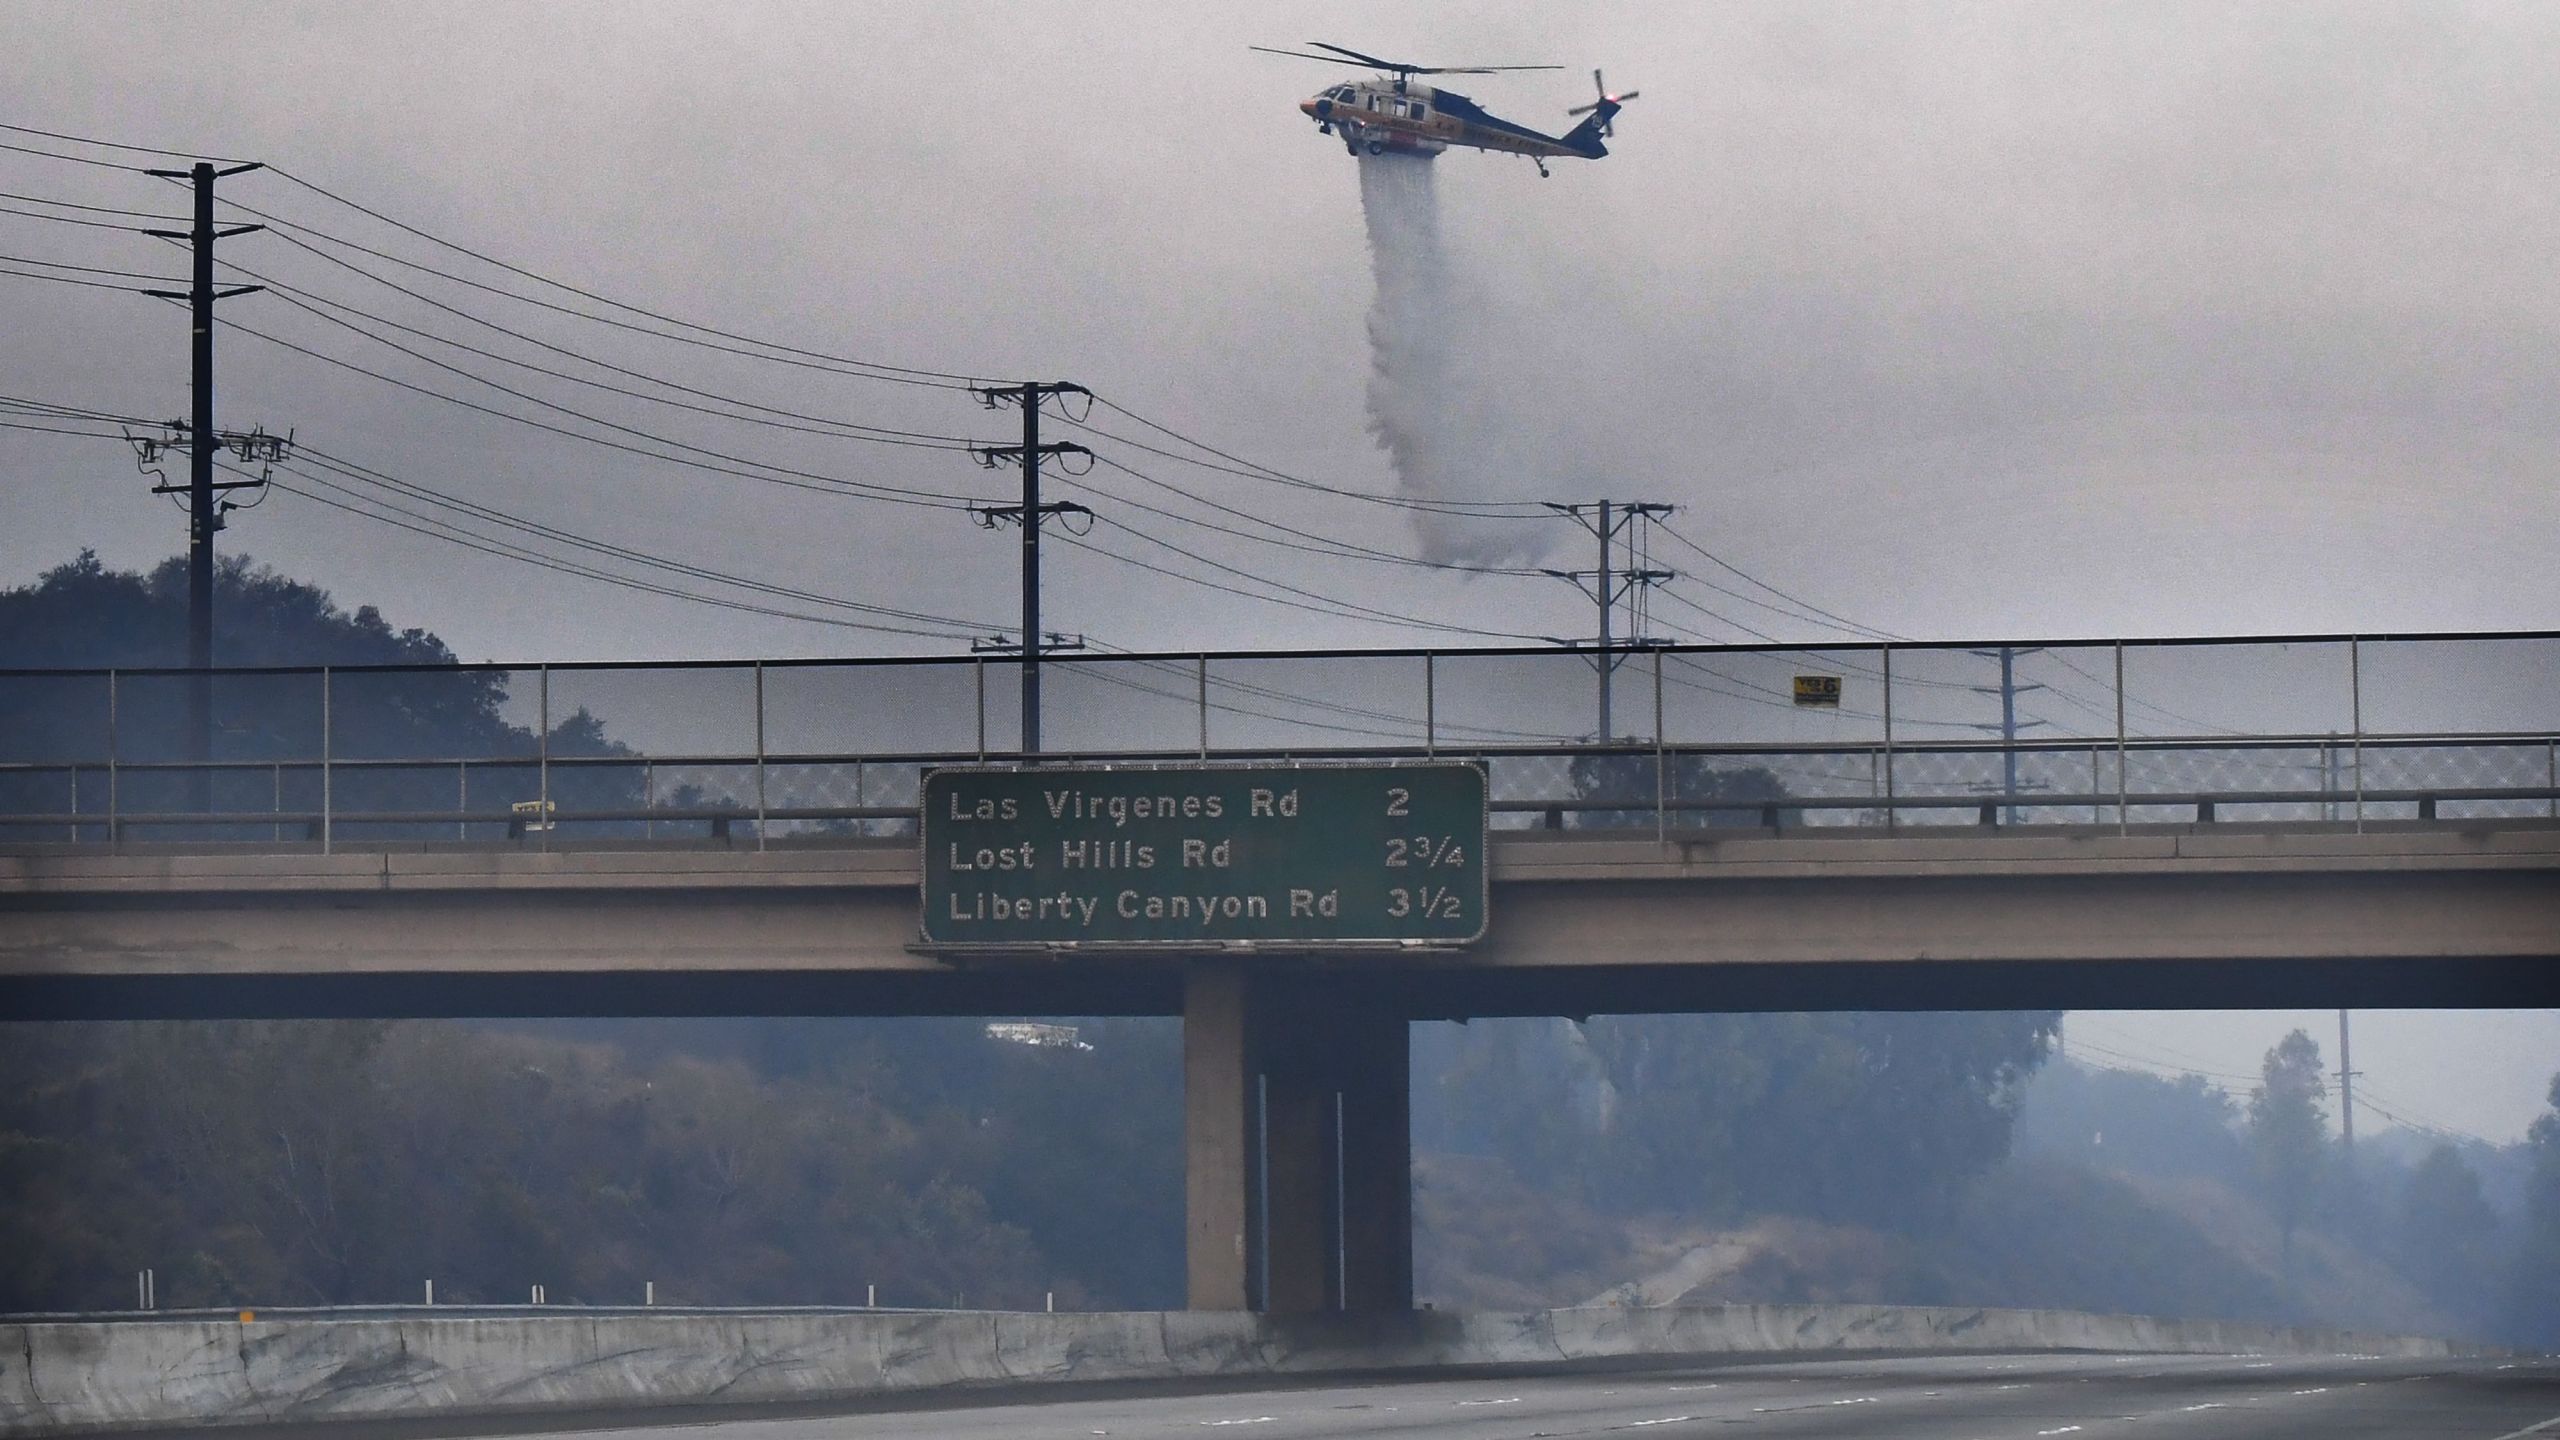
[1184,962,1411,1313]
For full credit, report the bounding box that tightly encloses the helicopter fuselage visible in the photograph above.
[1299,78,1608,167]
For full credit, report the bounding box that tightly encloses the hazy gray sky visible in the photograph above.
[8,2,2560,656]
[1,2,2551,1137]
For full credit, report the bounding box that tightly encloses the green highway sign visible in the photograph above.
[920,763,1488,950]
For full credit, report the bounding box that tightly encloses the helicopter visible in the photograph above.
[1253,41,1638,177]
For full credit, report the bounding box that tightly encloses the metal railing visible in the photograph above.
[3,633,2555,848]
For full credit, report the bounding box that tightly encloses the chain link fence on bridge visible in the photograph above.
[2,635,2554,844]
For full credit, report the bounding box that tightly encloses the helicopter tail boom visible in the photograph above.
[1557,98,1617,158]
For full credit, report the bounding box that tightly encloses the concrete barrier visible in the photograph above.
[0,1304,2476,1435]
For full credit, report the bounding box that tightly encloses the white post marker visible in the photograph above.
[645,1281,654,1307]
[867,1283,876,1308]
[1046,1291,1055,1313]
[425,1279,433,1306]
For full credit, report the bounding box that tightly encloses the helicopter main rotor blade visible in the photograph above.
[1251,45,1378,66]
[1287,41,1565,75]
[1307,40,1414,70]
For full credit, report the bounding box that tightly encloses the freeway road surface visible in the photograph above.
[300,1351,2558,1440]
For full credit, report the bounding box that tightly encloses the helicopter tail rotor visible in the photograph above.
[1565,68,1639,137]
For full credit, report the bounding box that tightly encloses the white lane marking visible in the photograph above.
[2180,1402,2226,1412]
[1454,1397,1521,1407]
[2293,1387,2330,1395]
[1664,1383,1719,1392]
[2484,1415,2560,1440]
[1199,1419,1273,1427]
[1626,1416,1695,1427]
[2243,1361,2275,1369]
[1997,1383,2028,1391]
[2036,1428,2083,1437]
[1747,1398,1877,1415]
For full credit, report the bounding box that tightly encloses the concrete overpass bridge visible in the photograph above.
[4,633,2557,1314]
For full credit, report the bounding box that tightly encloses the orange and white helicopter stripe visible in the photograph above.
[1257,41,1638,176]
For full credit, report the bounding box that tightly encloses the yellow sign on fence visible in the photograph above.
[1793,674,1843,708]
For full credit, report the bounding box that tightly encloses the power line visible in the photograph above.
[1051,528,1475,641]
[0,138,148,172]
[162,180,980,392]
[2061,1035,2259,1087]
[0,188,188,220]
[263,163,991,387]
[15,123,1023,418]
[2070,1020,2251,1078]
[5,121,985,393]
[1078,394,1555,518]
[3,411,1010,642]
[1067,514,1550,643]
[0,261,156,293]
[1654,584,1783,644]
[1087,454,1544,577]
[1655,519,1908,641]
[234,270,977,454]
[113,425,1544,737]
[0,120,249,164]
[0,250,169,282]
[1059,654,1419,745]
[1663,651,2008,729]
[1073,643,1576,747]
[0,416,132,441]
[0,393,158,425]
[265,470,979,642]
[205,307,983,509]
[0,200,177,233]
[286,445,1003,633]
[1651,521,2244,737]
[202,242,981,448]
[1669,564,1895,639]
